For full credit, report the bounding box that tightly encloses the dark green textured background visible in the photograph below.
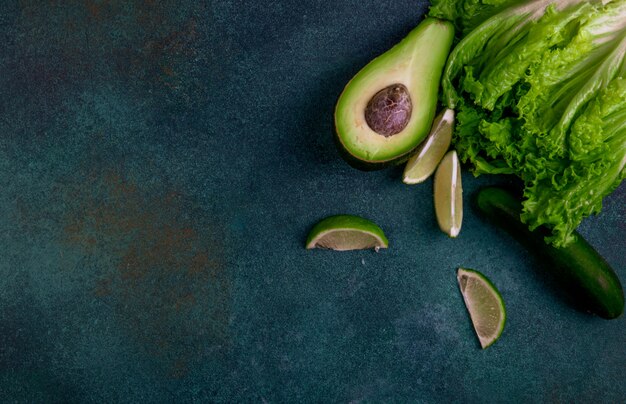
[0,0,624,402]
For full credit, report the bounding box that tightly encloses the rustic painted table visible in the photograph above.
[0,1,624,402]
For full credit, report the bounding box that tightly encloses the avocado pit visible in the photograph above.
[364,84,412,137]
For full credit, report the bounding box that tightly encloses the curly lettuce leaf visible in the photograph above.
[436,0,626,246]
[522,78,626,245]
[429,0,527,35]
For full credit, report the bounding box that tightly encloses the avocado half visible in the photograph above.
[334,18,454,170]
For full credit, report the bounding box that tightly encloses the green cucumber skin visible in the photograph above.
[476,187,624,319]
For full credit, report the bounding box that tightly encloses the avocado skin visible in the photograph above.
[332,125,412,171]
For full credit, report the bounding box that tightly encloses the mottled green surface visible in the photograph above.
[0,1,624,402]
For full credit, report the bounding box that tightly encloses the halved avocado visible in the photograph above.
[335,18,454,170]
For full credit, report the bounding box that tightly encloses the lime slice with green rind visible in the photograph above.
[403,108,454,184]
[306,215,388,251]
[457,268,506,349]
[434,149,463,237]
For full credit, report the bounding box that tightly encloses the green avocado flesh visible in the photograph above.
[335,18,454,169]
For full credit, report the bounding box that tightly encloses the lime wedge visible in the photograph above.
[457,268,506,349]
[403,109,454,184]
[434,149,462,237]
[306,215,388,251]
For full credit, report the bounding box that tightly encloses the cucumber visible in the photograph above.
[476,187,624,319]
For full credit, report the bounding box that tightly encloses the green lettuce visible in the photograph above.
[431,0,626,246]
[429,0,527,36]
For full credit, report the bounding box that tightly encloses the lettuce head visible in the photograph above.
[431,0,626,246]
